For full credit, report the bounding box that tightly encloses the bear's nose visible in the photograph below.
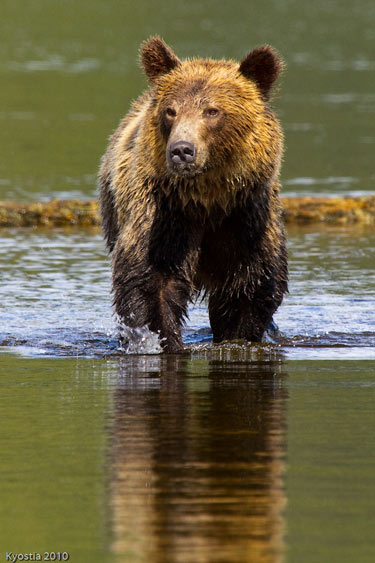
[169,141,196,164]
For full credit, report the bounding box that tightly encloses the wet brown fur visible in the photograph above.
[99,37,288,352]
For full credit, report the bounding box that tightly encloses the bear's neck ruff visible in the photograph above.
[151,173,267,213]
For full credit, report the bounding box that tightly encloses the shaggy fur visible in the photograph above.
[99,37,288,352]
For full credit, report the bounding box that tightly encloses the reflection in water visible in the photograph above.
[110,355,288,562]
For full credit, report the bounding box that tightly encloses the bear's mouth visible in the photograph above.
[166,160,201,178]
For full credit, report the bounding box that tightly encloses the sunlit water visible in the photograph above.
[1,225,374,360]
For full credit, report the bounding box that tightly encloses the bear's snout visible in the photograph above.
[169,141,196,166]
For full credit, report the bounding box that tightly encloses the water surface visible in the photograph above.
[1,355,374,562]
[1,225,373,360]
[1,224,374,561]
[1,0,374,201]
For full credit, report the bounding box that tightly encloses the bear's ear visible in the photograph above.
[239,45,284,99]
[140,36,181,82]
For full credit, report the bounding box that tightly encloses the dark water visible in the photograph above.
[1,1,375,561]
[1,355,374,562]
[0,0,374,201]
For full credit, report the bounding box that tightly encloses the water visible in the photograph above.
[0,226,374,561]
[1,1,375,561]
[1,225,373,360]
[0,0,374,201]
[1,355,374,562]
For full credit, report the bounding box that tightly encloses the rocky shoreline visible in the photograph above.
[0,196,374,228]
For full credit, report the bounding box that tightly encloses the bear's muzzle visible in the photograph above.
[166,140,198,176]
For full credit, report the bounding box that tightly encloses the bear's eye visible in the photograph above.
[206,108,220,118]
[166,107,176,118]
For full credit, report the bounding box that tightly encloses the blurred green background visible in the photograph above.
[0,0,374,201]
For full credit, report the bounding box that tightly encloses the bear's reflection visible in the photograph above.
[110,351,287,563]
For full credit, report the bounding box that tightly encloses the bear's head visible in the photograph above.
[140,37,284,187]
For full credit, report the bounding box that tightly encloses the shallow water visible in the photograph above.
[1,225,373,360]
[1,225,374,561]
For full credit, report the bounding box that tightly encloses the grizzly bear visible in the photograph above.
[99,37,288,353]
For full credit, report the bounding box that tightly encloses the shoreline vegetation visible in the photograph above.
[0,196,374,228]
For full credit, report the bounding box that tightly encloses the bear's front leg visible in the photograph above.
[208,278,281,344]
[112,249,192,352]
[147,274,192,353]
[111,207,202,353]
[209,295,272,343]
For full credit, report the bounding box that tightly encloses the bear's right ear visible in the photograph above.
[239,45,284,100]
[140,36,181,82]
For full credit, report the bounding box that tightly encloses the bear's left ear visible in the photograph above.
[239,46,284,100]
[140,36,181,82]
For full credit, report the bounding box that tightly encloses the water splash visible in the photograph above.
[118,325,162,355]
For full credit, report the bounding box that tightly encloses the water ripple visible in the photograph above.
[0,227,374,360]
